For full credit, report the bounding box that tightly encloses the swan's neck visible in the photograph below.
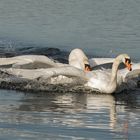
[110,55,122,84]
[110,60,119,83]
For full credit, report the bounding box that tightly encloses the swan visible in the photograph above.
[84,54,132,93]
[68,48,139,76]
[68,48,91,71]
[68,49,140,89]
[0,54,132,94]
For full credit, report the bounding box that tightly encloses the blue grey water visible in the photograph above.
[0,0,140,139]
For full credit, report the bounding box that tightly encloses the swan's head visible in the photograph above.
[121,54,132,71]
[84,63,91,72]
[125,57,132,71]
[69,48,91,72]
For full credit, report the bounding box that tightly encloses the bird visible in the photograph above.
[84,54,132,93]
[68,48,91,71]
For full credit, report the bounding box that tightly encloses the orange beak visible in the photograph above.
[125,61,132,71]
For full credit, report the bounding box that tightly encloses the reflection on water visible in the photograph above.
[0,89,139,139]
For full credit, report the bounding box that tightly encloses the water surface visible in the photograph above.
[0,89,139,140]
[0,0,140,59]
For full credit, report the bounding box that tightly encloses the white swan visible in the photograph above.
[68,48,139,76]
[69,48,91,71]
[68,49,140,88]
[0,54,133,94]
[84,54,132,93]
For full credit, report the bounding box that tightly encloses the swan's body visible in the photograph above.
[88,56,140,92]
[85,54,132,93]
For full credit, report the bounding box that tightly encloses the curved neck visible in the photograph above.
[110,60,119,83]
[110,55,123,84]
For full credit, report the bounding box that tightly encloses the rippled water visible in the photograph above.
[0,0,140,59]
[0,89,139,140]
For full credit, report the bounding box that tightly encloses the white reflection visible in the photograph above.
[85,94,117,129]
[52,94,118,129]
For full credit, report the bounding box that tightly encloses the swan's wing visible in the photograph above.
[0,57,34,68]
[0,66,87,81]
[90,58,127,70]
[14,55,63,68]
[0,55,62,69]
[119,69,140,88]
[131,62,140,70]
[117,61,139,77]
[125,69,140,80]
[118,62,140,80]
[91,63,113,70]
[89,58,114,67]
[12,60,65,69]
[0,57,16,66]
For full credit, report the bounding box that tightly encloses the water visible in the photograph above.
[0,89,139,140]
[0,0,140,139]
[0,0,140,59]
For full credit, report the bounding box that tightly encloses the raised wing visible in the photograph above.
[125,69,140,80]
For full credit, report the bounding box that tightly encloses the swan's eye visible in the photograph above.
[125,58,131,64]
[85,64,91,71]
